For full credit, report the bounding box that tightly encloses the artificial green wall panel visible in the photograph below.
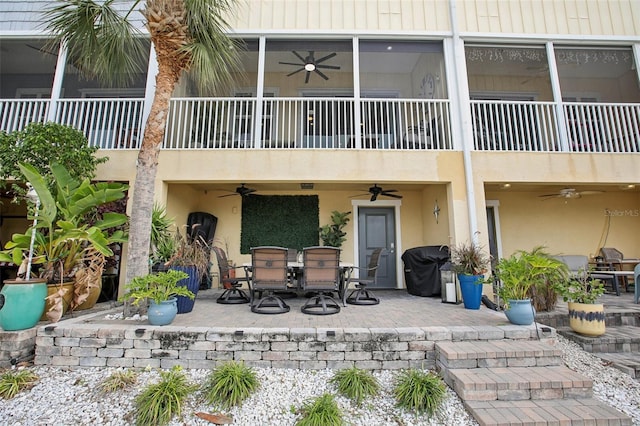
[240,195,319,253]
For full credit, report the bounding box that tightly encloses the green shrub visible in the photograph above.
[393,369,446,416]
[296,393,343,426]
[100,369,138,393]
[330,367,379,405]
[202,361,259,409]
[134,366,196,426]
[0,369,38,399]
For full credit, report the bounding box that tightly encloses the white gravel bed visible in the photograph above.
[0,335,638,425]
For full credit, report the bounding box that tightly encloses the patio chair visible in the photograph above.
[553,255,618,296]
[212,246,250,304]
[600,247,639,292]
[634,263,640,304]
[345,248,383,305]
[300,246,341,315]
[250,246,291,314]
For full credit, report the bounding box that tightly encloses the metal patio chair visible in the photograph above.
[300,246,341,315]
[250,246,291,314]
[345,247,383,305]
[213,246,250,304]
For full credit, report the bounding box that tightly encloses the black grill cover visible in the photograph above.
[402,246,450,297]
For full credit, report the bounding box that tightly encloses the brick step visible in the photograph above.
[593,352,640,379]
[446,366,592,401]
[465,398,632,426]
[557,325,640,353]
[436,340,562,370]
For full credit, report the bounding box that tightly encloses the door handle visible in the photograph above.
[389,242,395,254]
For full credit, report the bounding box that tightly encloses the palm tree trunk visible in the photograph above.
[125,58,181,285]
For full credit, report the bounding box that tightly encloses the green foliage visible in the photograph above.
[0,162,128,283]
[450,240,490,276]
[120,270,194,306]
[296,393,344,426]
[0,123,106,198]
[330,367,379,405]
[393,369,446,416]
[100,369,138,393]
[150,204,175,262]
[134,366,196,426]
[241,195,319,253]
[202,361,259,409]
[554,268,606,304]
[319,211,351,248]
[0,369,38,399]
[495,246,568,308]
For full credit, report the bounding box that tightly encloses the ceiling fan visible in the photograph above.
[538,188,603,200]
[279,51,341,84]
[218,183,257,198]
[352,184,403,202]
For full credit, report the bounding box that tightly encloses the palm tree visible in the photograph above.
[44,0,241,283]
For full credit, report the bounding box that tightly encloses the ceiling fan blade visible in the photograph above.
[315,52,336,63]
[287,68,305,77]
[370,194,378,202]
[381,189,398,193]
[218,192,239,198]
[292,51,306,62]
[578,190,603,195]
[314,68,329,80]
[382,193,403,199]
[27,44,57,57]
[316,64,341,70]
[305,71,311,84]
[279,61,305,66]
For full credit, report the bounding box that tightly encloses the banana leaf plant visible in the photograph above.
[0,162,128,321]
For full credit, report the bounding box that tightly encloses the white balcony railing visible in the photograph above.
[0,99,49,132]
[1,97,638,153]
[56,99,145,150]
[164,97,453,150]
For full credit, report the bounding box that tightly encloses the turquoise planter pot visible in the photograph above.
[504,299,535,325]
[458,274,483,310]
[148,298,178,326]
[0,279,47,331]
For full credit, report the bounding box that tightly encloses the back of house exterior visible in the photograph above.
[1,0,639,293]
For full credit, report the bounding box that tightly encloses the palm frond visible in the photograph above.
[43,0,147,87]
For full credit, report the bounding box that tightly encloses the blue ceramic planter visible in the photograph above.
[170,266,200,314]
[458,274,483,310]
[148,297,178,326]
[504,299,535,325]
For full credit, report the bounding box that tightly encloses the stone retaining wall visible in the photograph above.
[0,328,38,368]
[33,321,548,370]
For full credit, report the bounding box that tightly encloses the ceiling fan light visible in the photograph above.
[304,63,315,72]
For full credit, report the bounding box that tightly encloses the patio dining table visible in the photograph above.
[243,261,354,303]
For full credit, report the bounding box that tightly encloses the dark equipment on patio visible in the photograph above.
[213,246,250,305]
[345,247,383,305]
[187,212,218,289]
[250,246,291,314]
[301,246,342,315]
[402,246,450,297]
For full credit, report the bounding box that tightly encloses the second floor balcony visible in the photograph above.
[1,96,638,154]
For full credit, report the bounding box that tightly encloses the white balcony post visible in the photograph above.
[633,44,640,89]
[253,36,266,148]
[141,45,158,142]
[353,37,362,148]
[448,0,479,244]
[546,42,569,152]
[46,42,68,122]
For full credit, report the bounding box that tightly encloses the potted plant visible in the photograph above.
[0,162,128,322]
[119,270,195,326]
[494,247,568,325]
[319,211,351,247]
[450,240,490,309]
[554,268,606,336]
[164,228,210,314]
